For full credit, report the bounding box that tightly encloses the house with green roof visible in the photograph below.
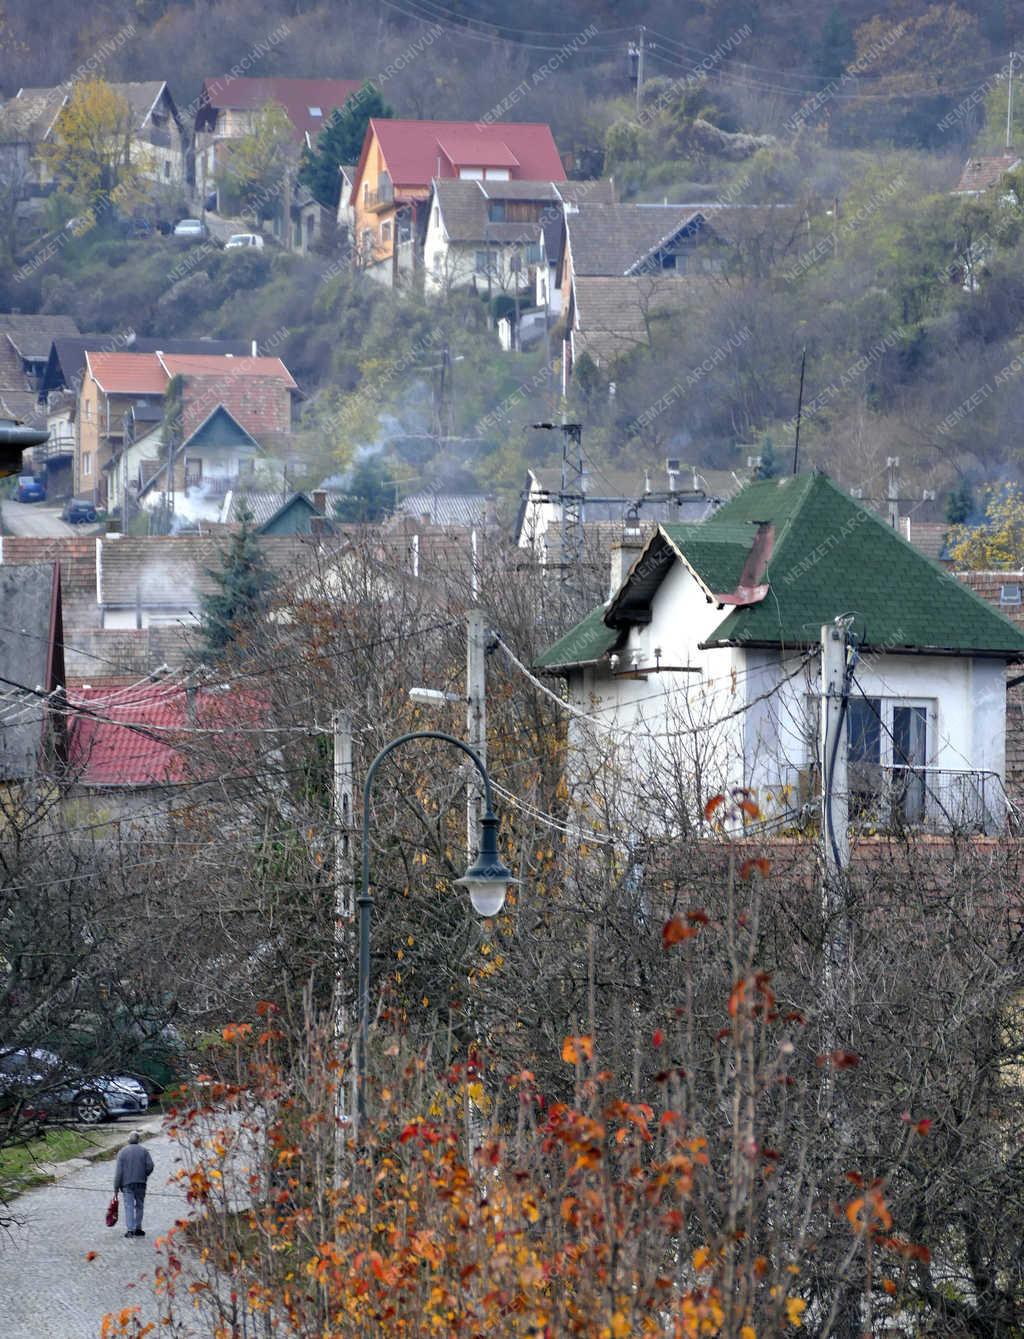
[536,473,1024,834]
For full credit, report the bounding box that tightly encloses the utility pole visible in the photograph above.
[531,420,585,608]
[819,621,852,1074]
[886,456,900,528]
[792,347,807,476]
[332,709,354,1131]
[1008,51,1016,150]
[632,26,646,113]
[466,609,487,855]
[819,623,850,887]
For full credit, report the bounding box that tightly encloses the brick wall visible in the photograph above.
[956,571,1024,799]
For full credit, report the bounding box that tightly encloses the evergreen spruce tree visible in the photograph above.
[196,510,272,661]
[813,6,854,85]
[754,435,777,480]
[945,480,975,525]
[300,83,394,208]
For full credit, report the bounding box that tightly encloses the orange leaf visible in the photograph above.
[561,1034,594,1064]
[85,1250,98,1262]
[915,1118,932,1136]
[882,1278,897,1297]
[740,857,771,880]
[663,917,699,948]
[704,794,726,821]
[727,977,747,1018]
[737,798,762,820]
[686,908,710,924]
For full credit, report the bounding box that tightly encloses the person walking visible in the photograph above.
[113,1131,154,1238]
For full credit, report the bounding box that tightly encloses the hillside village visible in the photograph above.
[3,6,1024,1336]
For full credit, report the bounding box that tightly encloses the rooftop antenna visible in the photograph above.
[792,346,807,476]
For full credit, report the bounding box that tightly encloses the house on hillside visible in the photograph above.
[559,203,726,388]
[0,315,80,487]
[133,404,285,525]
[0,563,67,783]
[952,152,1022,196]
[536,473,1024,836]
[193,75,361,210]
[0,82,187,193]
[42,335,250,502]
[350,119,565,286]
[75,349,297,513]
[421,180,610,307]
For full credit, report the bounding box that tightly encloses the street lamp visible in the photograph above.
[356,730,515,1120]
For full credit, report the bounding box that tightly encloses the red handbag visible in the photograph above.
[106,1194,119,1227]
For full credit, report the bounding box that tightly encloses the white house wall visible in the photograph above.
[560,547,1012,833]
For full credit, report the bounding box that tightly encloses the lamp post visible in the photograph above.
[356,730,515,1121]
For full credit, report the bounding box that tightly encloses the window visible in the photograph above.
[846,696,932,825]
[525,241,542,264]
[82,452,91,476]
[84,400,92,422]
[361,228,374,253]
[163,160,170,179]
[475,250,495,275]
[309,106,322,117]
[488,200,506,222]
[381,220,392,242]
[1000,583,1022,605]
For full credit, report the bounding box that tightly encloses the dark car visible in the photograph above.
[16,475,45,503]
[61,498,97,524]
[0,1048,149,1124]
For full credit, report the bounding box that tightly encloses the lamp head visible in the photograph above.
[455,811,515,917]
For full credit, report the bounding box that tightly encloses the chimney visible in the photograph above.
[484,492,497,527]
[666,457,680,492]
[185,681,198,726]
[311,489,326,515]
[251,339,258,356]
[609,527,644,597]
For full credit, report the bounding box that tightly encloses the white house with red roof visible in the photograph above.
[350,118,565,285]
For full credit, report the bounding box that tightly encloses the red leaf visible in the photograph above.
[915,1119,932,1136]
[739,857,771,880]
[686,909,710,925]
[704,794,726,822]
[663,917,699,947]
[652,1029,664,1048]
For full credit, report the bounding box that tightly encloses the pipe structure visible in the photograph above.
[0,419,50,478]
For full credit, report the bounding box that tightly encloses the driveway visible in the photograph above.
[0,1127,185,1338]
[1,500,76,537]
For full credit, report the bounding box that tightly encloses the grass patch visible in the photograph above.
[0,1128,95,1192]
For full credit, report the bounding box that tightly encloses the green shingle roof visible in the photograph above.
[536,473,1024,671]
[699,474,1024,657]
[534,603,619,671]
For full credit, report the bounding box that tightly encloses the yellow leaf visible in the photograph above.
[785,1297,806,1327]
[692,1246,712,1271]
[611,1311,630,1337]
[741,1327,756,1339]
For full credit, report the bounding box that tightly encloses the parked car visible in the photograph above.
[16,475,45,502]
[61,497,98,524]
[173,218,207,240]
[0,1048,149,1124]
[225,233,264,250]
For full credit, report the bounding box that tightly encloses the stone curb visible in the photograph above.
[6,1115,165,1196]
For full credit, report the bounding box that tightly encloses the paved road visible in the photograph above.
[0,1129,186,1338]
[1,500,75,537]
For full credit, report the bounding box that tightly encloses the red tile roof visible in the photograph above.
[158,354,297,388]
[85,352,167,395]
[200,76,362,143]
[364,118,565,190]
[953,153,1022,194]
[69,681,267,787]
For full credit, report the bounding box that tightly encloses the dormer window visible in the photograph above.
[1000,583,1022,605]
[309,106,322,117]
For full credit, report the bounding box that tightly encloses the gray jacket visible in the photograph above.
[114,1143,154,1190]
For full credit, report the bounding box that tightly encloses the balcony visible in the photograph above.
[757,765,1013,837]
[364,179,394,211]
